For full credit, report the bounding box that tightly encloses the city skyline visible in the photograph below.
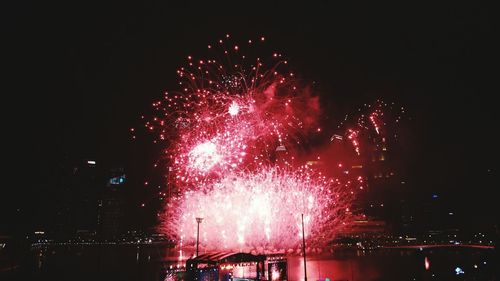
[3,2,497,236]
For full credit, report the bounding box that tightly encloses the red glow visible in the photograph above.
[141,36,406,252]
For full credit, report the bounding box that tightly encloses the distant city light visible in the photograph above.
[109,175,126,185]
[87,160,96,165]
[432,194,438,199]
[455,267,464,275]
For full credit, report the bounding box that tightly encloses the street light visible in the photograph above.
[301,213,307,281]
[195,217,203,257]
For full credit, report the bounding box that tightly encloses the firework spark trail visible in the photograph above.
[334,99,406,158]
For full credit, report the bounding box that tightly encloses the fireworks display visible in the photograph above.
[137,35,407,253]
[166,167,354,251]
[335,100,406,160]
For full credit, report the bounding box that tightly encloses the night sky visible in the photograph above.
[3,2,497,233]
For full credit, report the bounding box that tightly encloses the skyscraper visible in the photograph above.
[53,158,102,240]
[98,167,127,241]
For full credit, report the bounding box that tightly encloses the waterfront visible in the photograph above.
[1,244,496,281]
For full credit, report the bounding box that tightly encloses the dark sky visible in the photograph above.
[3,2,497,232]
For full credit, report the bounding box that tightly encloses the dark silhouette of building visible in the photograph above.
[50,158,129,241]
[53,158,102,240]
[97,168,127,241]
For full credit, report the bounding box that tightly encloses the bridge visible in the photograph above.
[383,244,494,250]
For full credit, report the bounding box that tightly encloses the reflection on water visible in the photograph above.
[0,244,496,281]
[286,249,496,281]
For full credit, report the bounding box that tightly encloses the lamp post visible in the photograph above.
[195,217,203,257]
[301,213,307,281]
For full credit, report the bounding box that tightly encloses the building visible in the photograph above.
[97,168,127,241]
[51,158,129,242]
[53,158,103,240]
